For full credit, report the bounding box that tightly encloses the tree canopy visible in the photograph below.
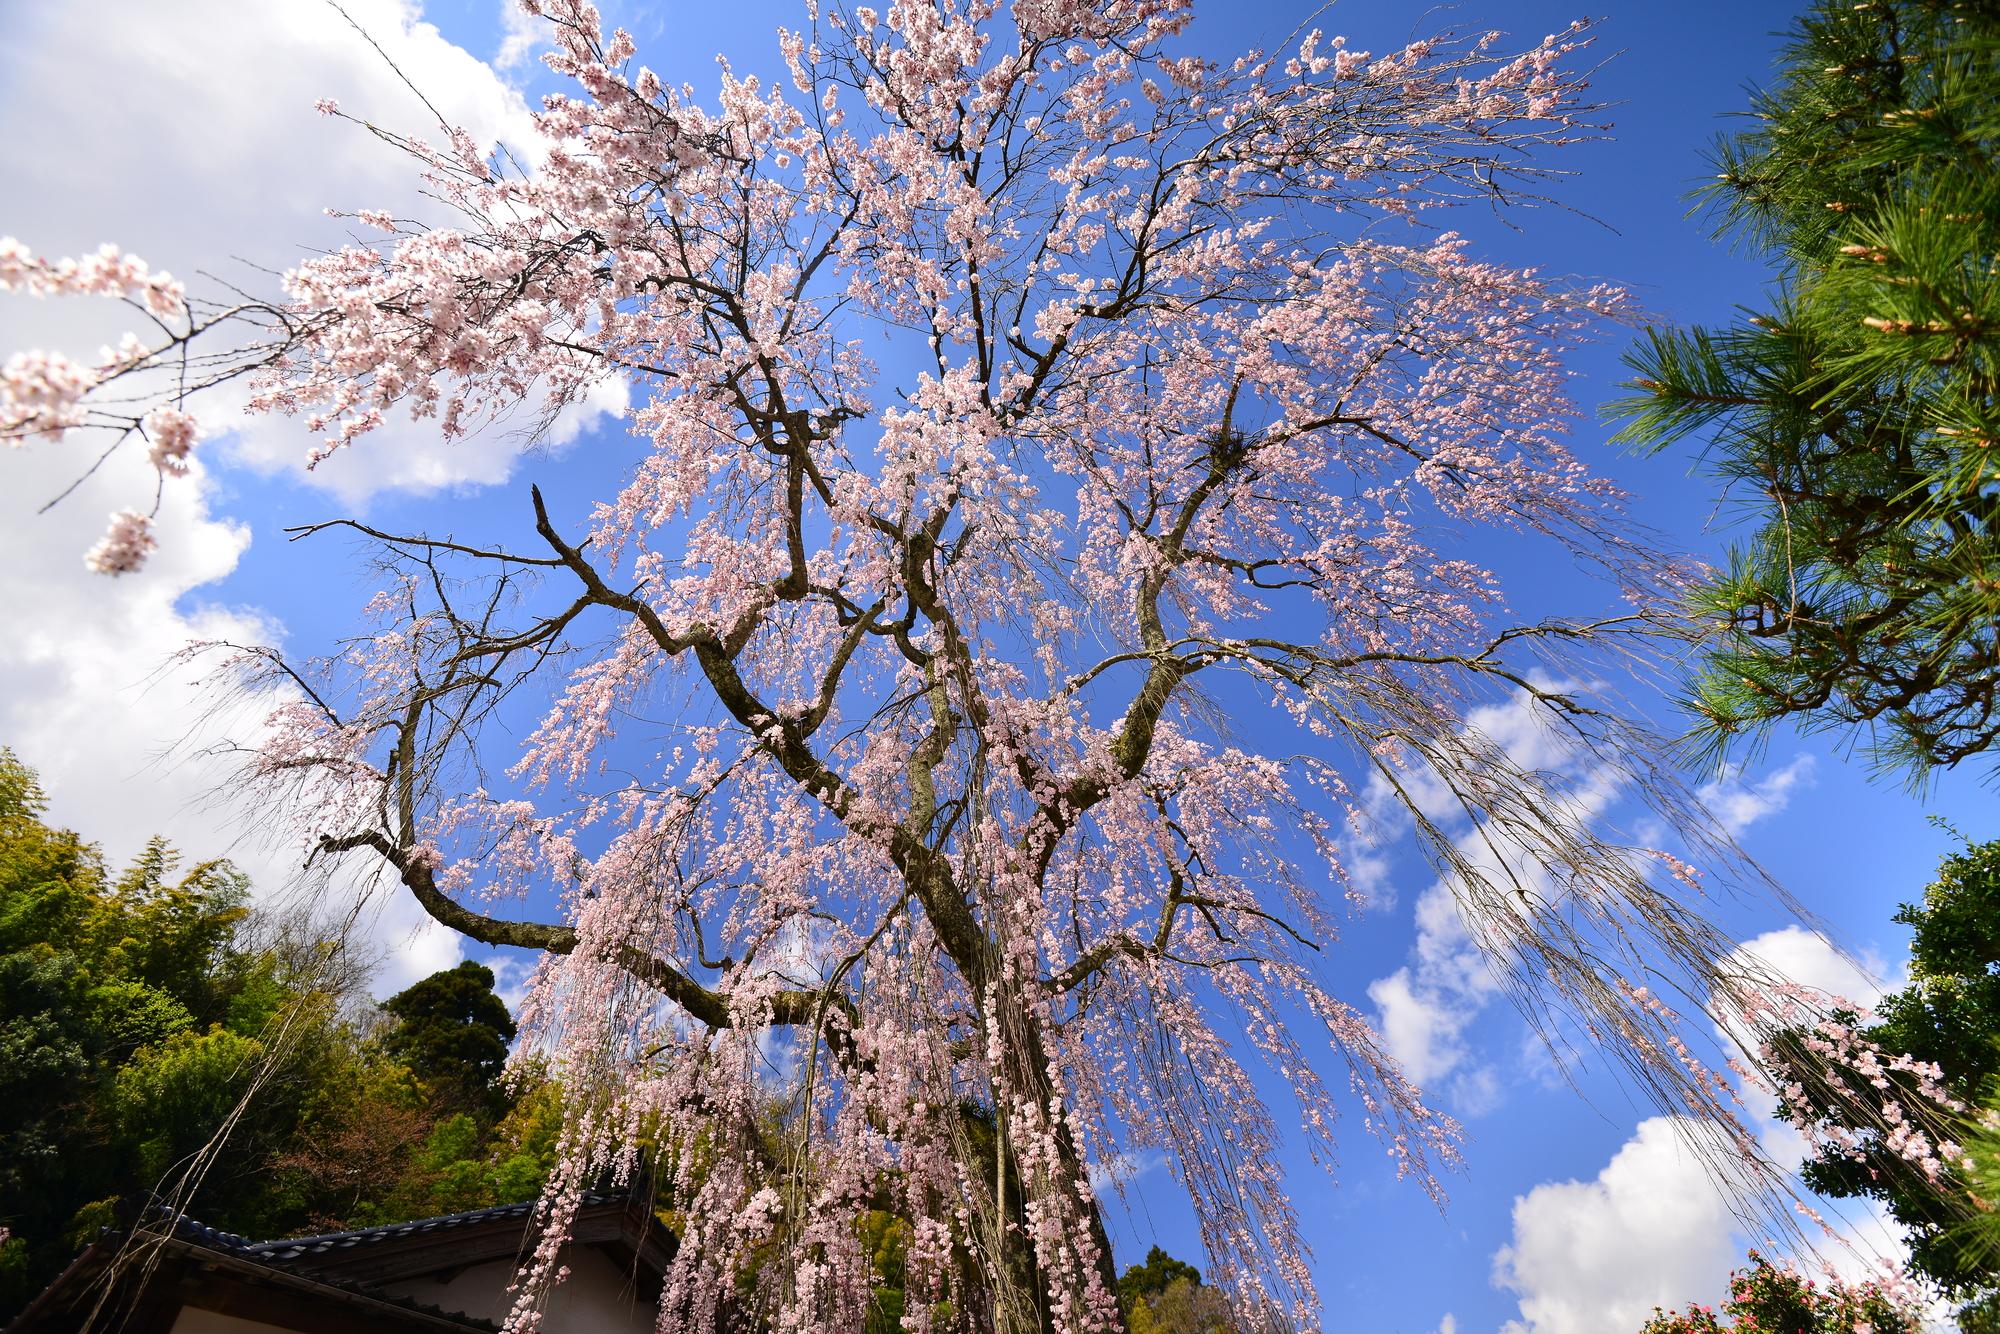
[0,747,561,1321]
[1118,1247,1232,1334]
[382,959,519,1112]
[1613,0,2000,782]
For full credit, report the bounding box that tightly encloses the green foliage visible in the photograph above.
[381,959,518,1112]
[1128,1277,1236,1334]
[0,746,560,1321]
[859,1208,910,1292]
[863,1283,906,1334]
[1612,0,2000,782]
[1949,1105,2000,1332]
[1119,1244,1204,1316]
[483,1075,566,1203]
[1772,837,2000,1320]
[112,1027,266,1181]
[1638,1252,1919,1333]
[1118,1248,1240,1334]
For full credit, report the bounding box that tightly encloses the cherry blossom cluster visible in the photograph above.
[0,240,187,448]
[82,509,156,576]
[0,237,225,573]
[1736,982,1970,1187]
[0,238,184,313]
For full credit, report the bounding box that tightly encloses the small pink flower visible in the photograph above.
[84,509,155,575]
[142,406,200,475]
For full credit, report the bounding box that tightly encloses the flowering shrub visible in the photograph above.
[1640,1253,1921,1334]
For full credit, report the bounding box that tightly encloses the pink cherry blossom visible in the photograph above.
[142,406,201,475]
[1,349,97,442]
[83,509,156,575]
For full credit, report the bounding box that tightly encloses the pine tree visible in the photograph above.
[380,960,518,1114]
[1613,0,2000,781]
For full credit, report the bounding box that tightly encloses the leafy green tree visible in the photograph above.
[1119,1246,1204,1315]
[261,998,561,1231]
[381,959,517,1113]
[0,748,274,1313]
[111,1027,268,1182]
[1127,1278,1236,1334]
[96,838,252,1024]
[1638,1252,1919,1333]
[0,747,563,1321]
[1115,1246,1244,1334]
[1762,837,2000,1328]
[1613,0,2000,781]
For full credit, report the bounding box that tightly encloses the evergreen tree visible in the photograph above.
[1613,0,2000,781]
[1117,1247,1238,1334]
[380,959,517,1114]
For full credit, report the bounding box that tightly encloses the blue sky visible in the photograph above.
[0,1,1992,1330]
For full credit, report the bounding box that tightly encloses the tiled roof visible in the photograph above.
[156,1190,618,1265]
[166,1216,255,1252]
[246,1199,536,1261]
[16,1191,669,1333]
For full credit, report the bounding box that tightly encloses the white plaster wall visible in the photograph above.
[380,1244,657,1332]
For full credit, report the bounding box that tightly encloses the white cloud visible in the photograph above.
[0,0,596,996]
[1365,690,1621,1106]
[0,0,623,506]
[370,904,471,993]
[1433,1315,1457,1334]
[1089,1149,1167,1200]
[0,413,461,996]
[1367,965,1472,1086]
[1494,926,1915,1334]
[1494,1116,1740,1334]
[1698,755,1816,837]
[1343,826,1401,910]
[496,0,547,73]
[1715,926,1896,1166]
[1724,925,1890,1016]
[479,950,540,1013]
[1447,1066,1504,1118]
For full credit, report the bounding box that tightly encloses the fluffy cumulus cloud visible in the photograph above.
[1492,926,1912,1333]
[1725,925,1890,1026]
[0,412,462,993]
[0,0,623,504]
[0,0,610,992]
[1494,1116,1741,1334]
